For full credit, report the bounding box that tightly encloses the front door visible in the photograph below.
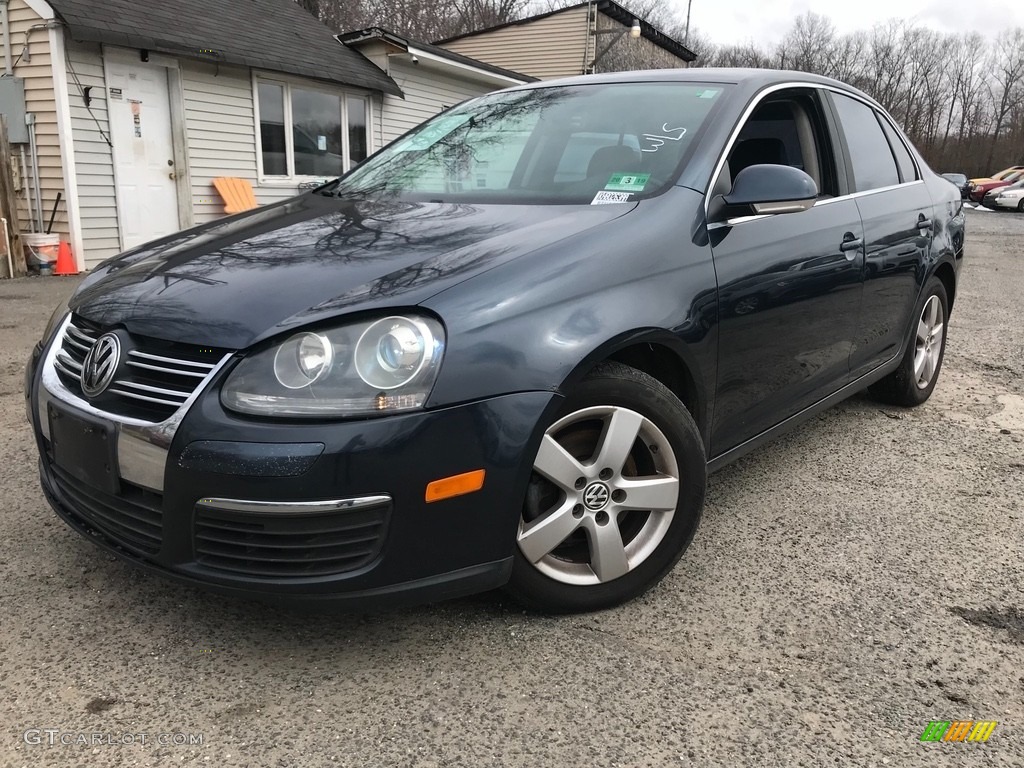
[707,87,864,456]
[105,55,180,249]
[710,201,864,454]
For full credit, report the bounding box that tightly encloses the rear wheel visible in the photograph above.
[869,277,948,407]
[505,362,706,613]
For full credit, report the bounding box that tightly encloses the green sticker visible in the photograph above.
[605,173,650,192]
[696,89,721,99]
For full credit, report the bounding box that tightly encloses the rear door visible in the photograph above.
[827,92,934,378]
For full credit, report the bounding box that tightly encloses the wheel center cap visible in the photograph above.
[582,482,611,511]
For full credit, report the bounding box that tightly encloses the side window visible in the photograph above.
[722,89,838,198]
[831,93,900,192]
[878,116,918,183]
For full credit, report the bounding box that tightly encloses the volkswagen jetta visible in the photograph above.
[26,69,965,613]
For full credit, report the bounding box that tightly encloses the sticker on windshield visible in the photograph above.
[592,190,632,205]
[605,173,650,192]
[695,89,721,99]
[391,113,472,152]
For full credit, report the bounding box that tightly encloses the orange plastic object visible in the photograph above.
[54,240,78,275]
[425,469,486,503]
[213,177,259,215]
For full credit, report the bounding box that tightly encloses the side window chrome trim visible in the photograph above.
[814,179,925,206]
[706,179,927,230]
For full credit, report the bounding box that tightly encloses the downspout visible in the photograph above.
[20,146,29,222]
[580,1,594,74]
[26,111,41,231]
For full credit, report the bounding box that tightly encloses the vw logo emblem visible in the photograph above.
[80,332,121,397]
[583,482,610,511]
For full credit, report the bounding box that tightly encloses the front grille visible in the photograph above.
[49,462,164,554]
[53,315,225,423]
[195,502,390,578]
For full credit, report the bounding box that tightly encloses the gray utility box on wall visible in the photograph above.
[0,77,27,144]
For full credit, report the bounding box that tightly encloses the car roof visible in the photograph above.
[506,68,880,107]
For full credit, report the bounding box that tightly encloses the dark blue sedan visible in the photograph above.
[26,69,965,613]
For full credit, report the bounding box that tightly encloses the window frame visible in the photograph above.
[252,72,373,185]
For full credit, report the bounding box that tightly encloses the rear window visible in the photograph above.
[335,82,730,204]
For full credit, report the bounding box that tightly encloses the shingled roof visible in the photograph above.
[46,0,402,96]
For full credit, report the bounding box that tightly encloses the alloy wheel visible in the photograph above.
[517,405,680,586]
[914,294,944,389]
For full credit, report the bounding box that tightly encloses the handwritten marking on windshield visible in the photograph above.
[641,125,687,153]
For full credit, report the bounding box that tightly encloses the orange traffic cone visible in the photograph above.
[54,240,78,276]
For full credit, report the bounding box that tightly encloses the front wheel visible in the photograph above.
[869,276,948,407]
[505,362,706,613]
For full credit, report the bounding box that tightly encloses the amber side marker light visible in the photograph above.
[425,469,486,503]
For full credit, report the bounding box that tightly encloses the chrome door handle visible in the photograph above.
[840,234,862,259]
[917,215,933,230]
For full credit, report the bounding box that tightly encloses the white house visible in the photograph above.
[0,0,530,272]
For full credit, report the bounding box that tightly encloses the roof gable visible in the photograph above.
[47,0,402,95]
[339,27,536,84]
[435,0,695,63]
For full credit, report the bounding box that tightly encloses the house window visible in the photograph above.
[256,77,370,179]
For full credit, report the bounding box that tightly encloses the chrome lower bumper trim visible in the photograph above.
[37,314,233,493]
[196,495,392,516]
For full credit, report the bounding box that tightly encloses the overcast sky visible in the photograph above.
[676,0,1024,45]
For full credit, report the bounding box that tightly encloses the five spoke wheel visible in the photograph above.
[914,294,944,389]
[518,405,680,586]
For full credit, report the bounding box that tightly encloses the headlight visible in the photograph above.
[221,314,445,417]
[42,301,69,345]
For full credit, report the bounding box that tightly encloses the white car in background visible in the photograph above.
[991,180,1024,212]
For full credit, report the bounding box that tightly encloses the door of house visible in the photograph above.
[105,56,181,249]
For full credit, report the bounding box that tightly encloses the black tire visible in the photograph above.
[1017,199,1024,213]
[869,277,949,407]
[504,361,706,613]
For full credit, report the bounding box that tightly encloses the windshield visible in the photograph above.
[333,82,729,204]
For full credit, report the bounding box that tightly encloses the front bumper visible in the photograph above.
[28,330,559,608]
[989,196,1022,210]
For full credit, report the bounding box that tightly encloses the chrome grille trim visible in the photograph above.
[125,359,209,379]
[128,349,217,370]
[52,316,226,424]
[38,313,234,492]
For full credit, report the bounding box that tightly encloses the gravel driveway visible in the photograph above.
[2,209,1022,768]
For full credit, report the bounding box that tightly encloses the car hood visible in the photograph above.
[71,193,635,349]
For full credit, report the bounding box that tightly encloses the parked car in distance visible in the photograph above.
[25,69,965,614]
[940,172,970,199]
[969,165,1024,184]
[969,170,1024,202]
[986,179,1024,212]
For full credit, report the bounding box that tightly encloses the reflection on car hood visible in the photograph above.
[71,194,635,348]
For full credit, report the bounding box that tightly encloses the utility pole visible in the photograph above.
[684,0,692,44]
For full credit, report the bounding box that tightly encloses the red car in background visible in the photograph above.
[969,170,1024,202]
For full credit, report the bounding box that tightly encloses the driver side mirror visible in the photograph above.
[711,164,818,222]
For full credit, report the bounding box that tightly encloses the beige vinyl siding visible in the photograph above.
[65,41,118,266]
[381,59,497,145]
[180,60,377,225]
[440,6,590,80]
[181,60,263,224]
[3,0,66,238]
